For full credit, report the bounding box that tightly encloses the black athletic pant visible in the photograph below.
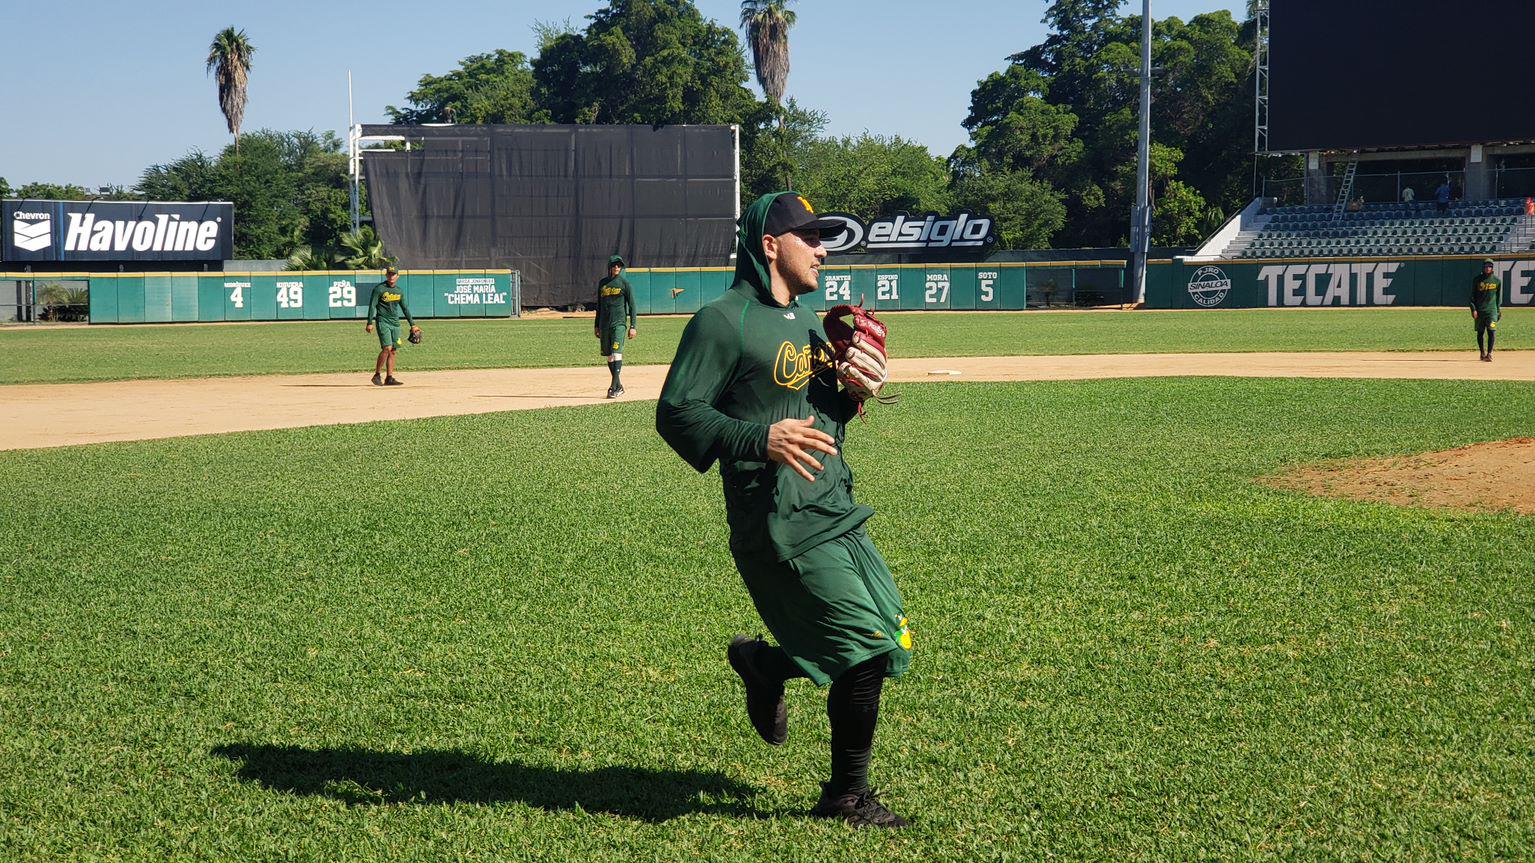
[752,646,887,796]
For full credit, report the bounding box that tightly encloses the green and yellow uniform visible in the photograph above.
[1471,273,1501,330]
[657,194,911,686]
[596,275,636,356]
[368,280,416,349]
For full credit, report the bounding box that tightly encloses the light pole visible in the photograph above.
[1130,0,1152,304]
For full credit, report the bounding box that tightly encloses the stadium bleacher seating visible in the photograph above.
[1224,198,1532,259]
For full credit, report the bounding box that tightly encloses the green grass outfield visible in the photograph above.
[0,307,1523,384]
[3,377,1534,860]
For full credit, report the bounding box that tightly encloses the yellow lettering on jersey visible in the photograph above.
[774,341,834,390]
[383,292,402,303]
[601,286,624,297]
[774,342,816,390]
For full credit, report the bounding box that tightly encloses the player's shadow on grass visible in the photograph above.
[212,743,759,822]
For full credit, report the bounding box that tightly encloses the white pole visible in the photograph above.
[348,70,359,234]
[1131,0,1152,304]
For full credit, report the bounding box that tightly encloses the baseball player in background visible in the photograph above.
[1472,258,1501,362]
[656,192,908,828]
[365,265,420,386]
[596,255,637,398]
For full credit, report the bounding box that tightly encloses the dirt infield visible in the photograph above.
[1266,438,1535,515]
[2,350,1532,451]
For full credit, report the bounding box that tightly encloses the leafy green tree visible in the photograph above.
[950,169,1065,250]
[532,0,757,126]
[206,27,256,149]
[139,130,352,260]
[960,3,1255,248]
[794,134,950,220]
[14,182,90,200]
[740,97,825,204]
[0,177,12,198]
[386,50,541,125]
[286,246,343,271]
[338,226,393,269]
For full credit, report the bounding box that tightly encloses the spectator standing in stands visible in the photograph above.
[1436,178,1453,214]
[1347,195,1364,213]
[1401,186,1415,204]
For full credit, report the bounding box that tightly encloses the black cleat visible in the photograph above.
[384,376,404,386]
[727,635,787,746]
[371,373,383,386]
[612,385,625,398]
[810,783,908,828]
[605,386,616,399]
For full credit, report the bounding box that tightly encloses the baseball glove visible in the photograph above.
[823,300,893,406]
[407,327,423,345]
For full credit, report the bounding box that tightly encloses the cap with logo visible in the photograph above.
[609,254,626,267]
[762,193,842,238]
[385,265,399,276]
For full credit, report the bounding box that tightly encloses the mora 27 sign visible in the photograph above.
[3,199,235,263]
[821,211,996,254]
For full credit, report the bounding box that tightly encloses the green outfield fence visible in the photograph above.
[3,261,1130,323]
[626,260,1128,315]
[0,270,520,324]
[1145,253,1535,309]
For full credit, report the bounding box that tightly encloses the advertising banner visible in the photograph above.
[3,200,234,263]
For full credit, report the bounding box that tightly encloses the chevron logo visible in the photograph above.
[13,215,51,252]
[671,288,685,298]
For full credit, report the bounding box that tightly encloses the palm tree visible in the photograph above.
[740,1,795,107]
[740,1,797,187]
[206,27,255,149]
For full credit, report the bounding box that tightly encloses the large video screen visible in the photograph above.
[1268,0,1535,152]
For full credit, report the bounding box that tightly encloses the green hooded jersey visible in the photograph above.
[1471,274,1501,319]
[596,275,636,333]
[367,281,414,327]
[656,193,869,561]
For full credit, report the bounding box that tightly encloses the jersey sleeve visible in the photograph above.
[399,295,415,326]
[656,306,770,473]
[623,279,636,328]
[367,284,382,323]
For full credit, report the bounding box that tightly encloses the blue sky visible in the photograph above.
[0,1,1245,190]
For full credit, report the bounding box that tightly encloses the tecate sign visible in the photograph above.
[2,200,234,262]
[822,211,996,254]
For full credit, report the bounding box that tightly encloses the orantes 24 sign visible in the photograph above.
[3,199,234,263]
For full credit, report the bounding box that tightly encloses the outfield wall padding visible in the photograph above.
[52,270,519,324]
[621,261,1126,315]
[1145,255,1535,309]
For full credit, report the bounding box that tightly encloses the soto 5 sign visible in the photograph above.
[1148,258,1535,309]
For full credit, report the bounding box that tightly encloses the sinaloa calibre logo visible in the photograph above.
[1187,265,1231,307]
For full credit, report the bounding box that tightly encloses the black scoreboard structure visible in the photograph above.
[1264,0,1535,153]
[359,124,738,307]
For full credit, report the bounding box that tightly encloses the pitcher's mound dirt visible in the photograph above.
[1266,438,1535,515]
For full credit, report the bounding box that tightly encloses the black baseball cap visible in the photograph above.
[763,193,841,238]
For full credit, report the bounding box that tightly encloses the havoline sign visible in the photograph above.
[3,199,234,263]
[821,211,996,254]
